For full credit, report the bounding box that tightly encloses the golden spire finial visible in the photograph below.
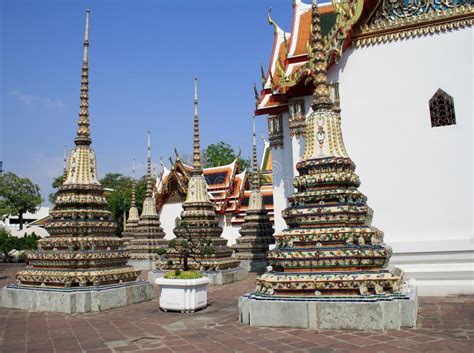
[252,116,259,190]
[145,130,153,198]
[75,9,92,146]
[310,0,331,111]
[192,78,202,174]
[131,158,137,207]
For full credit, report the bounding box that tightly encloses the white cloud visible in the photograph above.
[8,90,65,109]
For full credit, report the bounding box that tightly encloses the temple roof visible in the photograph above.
[256,0,336,115]
[155,138,274,222]
[255,0,472,115]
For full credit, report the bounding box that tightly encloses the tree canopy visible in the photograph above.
[0,227,40,257]
[202,141,249,171]
[48,175,64,204]
[0,172,42,230]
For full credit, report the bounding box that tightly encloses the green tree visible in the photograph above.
[99,173,149,235]
[48,175,64,204]
[202,141,249,171]
[0,172,42,230]
[0,227,40,261]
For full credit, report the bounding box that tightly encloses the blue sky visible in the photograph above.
[0,0,326,204]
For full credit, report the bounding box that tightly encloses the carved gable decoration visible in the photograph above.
[353,0,473,47]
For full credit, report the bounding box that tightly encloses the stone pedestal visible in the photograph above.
[149,267,248,286]
[2,281,155,314]
[239,279,418,330]
[238,260,268,275]
[128,259,156,271]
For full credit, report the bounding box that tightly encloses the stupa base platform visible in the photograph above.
[149,267,248,285]
[2,280,155,314]
[239,279,417,331]
[238,260,268,274]
[128,259,156,271]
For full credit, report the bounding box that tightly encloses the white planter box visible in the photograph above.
[155,277,210,313]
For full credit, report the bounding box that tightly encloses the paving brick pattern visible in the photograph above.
[0,264,472,353]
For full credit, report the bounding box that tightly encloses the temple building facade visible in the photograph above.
[155,137,274,246]
[255,0,473,296]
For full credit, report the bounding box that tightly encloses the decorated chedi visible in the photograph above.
[2,10,154,313]
[239,0,417,330]
[122,160,139,246]
[154,79,246,285]
[128,132,168,270]
[232,116,274,273]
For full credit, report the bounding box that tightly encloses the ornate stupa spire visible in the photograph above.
[122,159,140,245]
[250,1,404,299]
[145,131,153,197]
[128,132,167,270]
[156,79,240,273]
[232,116,274,273]
[252,116,259,190]
[131,158,137,208]
[12,9,141,290]
[62,145,68,180]
[74,9,92,147]
[310,0,332,111]
[192,78,202,174]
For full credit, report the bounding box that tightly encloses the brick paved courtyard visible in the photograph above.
[0,264,472,353]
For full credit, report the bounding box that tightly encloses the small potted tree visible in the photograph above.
[155,224,214,313]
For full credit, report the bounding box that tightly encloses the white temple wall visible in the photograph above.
[219,218,241,246]
[271,114,294,233]
[158,202,182,240]
[291,133,305,178]
[321,29,473,296]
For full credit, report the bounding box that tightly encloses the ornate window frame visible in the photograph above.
[288,100,306,138]
[429,89,456,128]
[268,115,284,149]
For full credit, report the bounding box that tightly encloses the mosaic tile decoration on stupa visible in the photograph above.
[248,1,407,303]
[127,133,169,264]
[232,117,275,264]
[156,79,240,272]
[12,10,140,289]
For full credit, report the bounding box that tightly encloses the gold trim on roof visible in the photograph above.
[353,2,473,47]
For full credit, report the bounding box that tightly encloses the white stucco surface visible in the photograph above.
[158,202,182,240]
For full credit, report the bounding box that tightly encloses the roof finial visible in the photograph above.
[145,130,153,198]
[310,0,331,111]
[74,9,92,146]
[267,8,279,34]
[192,78,202,174]
[252,116,259,190]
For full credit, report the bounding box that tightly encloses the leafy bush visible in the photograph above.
[0,227,40,255]
[164,270,203,280]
